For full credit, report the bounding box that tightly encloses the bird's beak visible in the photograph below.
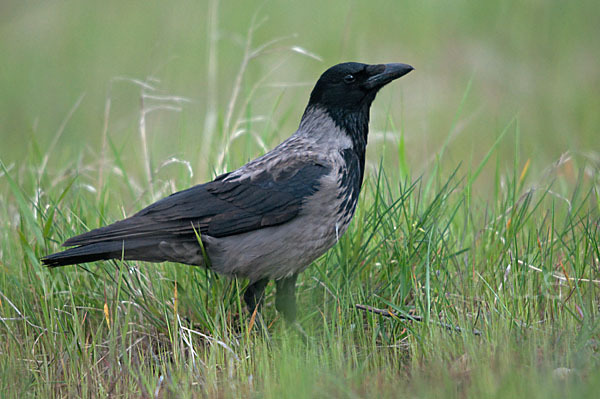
[364,63,414,90]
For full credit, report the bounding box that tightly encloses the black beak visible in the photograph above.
[364,63,414,90]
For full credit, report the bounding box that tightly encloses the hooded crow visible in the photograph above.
[43,62,413,323]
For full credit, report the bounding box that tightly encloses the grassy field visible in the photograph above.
[1,0,599,397]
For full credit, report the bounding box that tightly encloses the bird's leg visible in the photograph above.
[243,278,272,340]
[243,278,269,314]
[275,274,298,323]
[276,274,309,341]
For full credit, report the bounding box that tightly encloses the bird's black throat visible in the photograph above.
[322,103,370,182]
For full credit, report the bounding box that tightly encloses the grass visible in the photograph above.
[1,0,600,397]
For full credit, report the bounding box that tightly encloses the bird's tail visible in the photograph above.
[42,239,158,267]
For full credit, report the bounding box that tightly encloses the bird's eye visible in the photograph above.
[343,74,355,84]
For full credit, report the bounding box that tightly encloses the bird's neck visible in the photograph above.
[299,105,369,185]
[299,105,370,155]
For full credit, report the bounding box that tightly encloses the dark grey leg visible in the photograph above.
[243,278,269,313]
[275,274,298,323]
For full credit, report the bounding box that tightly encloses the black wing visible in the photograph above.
[61,157,331,247]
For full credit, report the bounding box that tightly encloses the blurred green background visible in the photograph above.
[1,0,598,186]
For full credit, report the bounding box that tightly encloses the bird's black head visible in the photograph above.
[303,62,413,152]
[307,62,413,113]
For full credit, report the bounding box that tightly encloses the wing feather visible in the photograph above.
[62,156,331,247]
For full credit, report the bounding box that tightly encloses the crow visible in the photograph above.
[43,62,413,324]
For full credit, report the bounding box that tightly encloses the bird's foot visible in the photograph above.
[288,320,311,343]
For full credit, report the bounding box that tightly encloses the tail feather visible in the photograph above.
[43,205,205,267]
[42,239,164,267]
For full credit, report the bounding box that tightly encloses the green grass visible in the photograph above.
[1,1,599,397]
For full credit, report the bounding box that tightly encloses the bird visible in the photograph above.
[42,62,413,324]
